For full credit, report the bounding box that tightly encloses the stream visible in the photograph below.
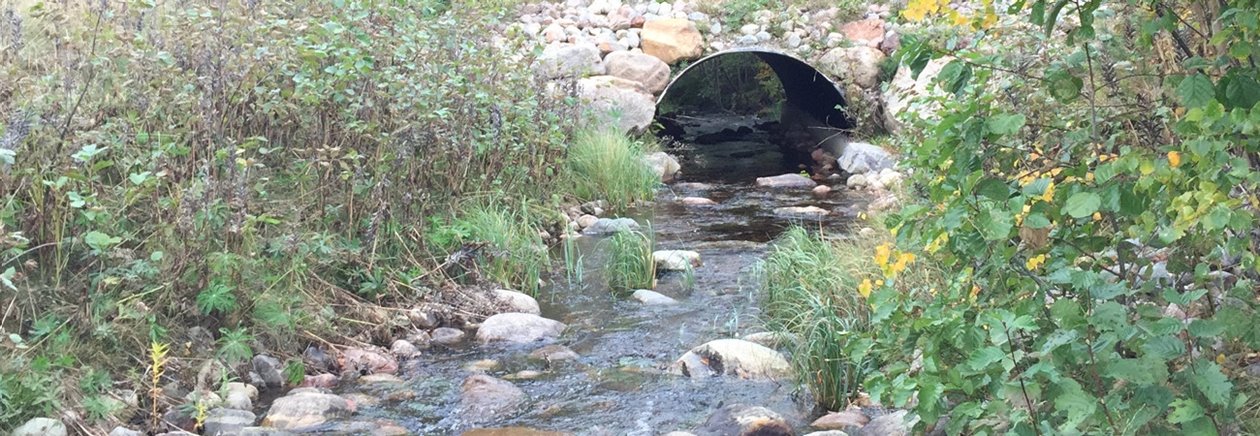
[327,115,865,435]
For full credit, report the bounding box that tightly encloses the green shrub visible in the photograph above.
[603,228,656,293]
[565,129,660,210]
[854,0,1260,433]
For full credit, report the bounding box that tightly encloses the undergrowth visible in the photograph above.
[565,129,660,211]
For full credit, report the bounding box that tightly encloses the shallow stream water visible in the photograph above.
[333,115,865,435]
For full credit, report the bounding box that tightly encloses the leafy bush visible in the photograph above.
[0,0,574,429]
[850,0,1260,433]
[565,129,660,210]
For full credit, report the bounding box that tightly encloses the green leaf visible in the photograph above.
[84,231,121,252]
[965,346,1007,371]
[978,207,1014,241]
[1104,357,1168,386]
[1089,301,1128,331]
[1178,74,1216,108]
[1040,329,1079,354]
[1141,335,1185,360]
[1055,379,1097,430]
[1191,360,1232,406]
[975,178,1011,201]
[986,113,1026,136]
[1168,398,1205,424]
[1048,69,1084,102]
[1063,192,1101,218]
[1188,318,1226,338]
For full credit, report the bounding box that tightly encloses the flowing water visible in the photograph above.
[330,115,866,435]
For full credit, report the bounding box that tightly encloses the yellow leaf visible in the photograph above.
[1168,151,1182,167]
[1216,353,1226,365]
[1041,181,1056,203]
[1093,212,1102,221]
[858,279,873,298]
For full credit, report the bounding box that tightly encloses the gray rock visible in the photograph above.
[756,173,817,188]
[261,389,354,430]
[459,375,526,424]
[408,308,440,329]
[535,43,605,79]
[811,409,869,430]
[109,427,144,436]
[252,355,285,388]
[224,382,258,410]
[604,51,671,94]
[489,288,542,315]
[787,33,802,48]
[1247,362,1260,377]
[804,432,850,436]
[836,142,894,174]
[697,404,791,435]
[530,344,581,362]
[204,408,257,436]
[755,30,772,42]
[632,289,679,305]
[818,46,886,89]
[583,217,641,234]
[854,410,918,436]
[238,428,295,436]
[736,34,760,45]
[390,339,420,358]
[577,75,657,133]
[13,418,66,436]
[681,197,717,206]
[741,331,793,348]
[653,250,701,271]
[670,339,792,379]
[883,56,953,133]
[774,206,830,218]
[476,313,567,344]
[740,24,760,35]
[431,327,467,346]
[643,152,681,182]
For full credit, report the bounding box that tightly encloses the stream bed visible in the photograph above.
[328,116,865,435]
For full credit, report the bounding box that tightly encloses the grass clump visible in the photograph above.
[565,129,660,211]
[426,200,553,295]
[603,227,656,293]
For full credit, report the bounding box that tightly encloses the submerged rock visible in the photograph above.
[696,404,792,436]
[653,250,701,271]
[390,339,420,358]
[670,339,792,380]
[632,289,679,305]
[756,173,817,188]
[529,344,581,362]
[463,428,572,436]
[476,313,567,344]
[261,388,354,430]
[681,196,717,206]
[460,375,527,423]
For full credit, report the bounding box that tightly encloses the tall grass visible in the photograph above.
[427,200,552,295]
[760,226,878,409]
[603,227,656,293]
[565,129,660,211]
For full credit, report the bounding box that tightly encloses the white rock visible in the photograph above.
[818,46,886,89]
[786,33,802,48]
[755,30,772,42]
[773,206,830,218]
[653,250,701,271]
[390,339,420,358]
[13,418,66,436]
[740,23,760,35]
[884,56,954,133]
[535,43,605,79]
[577,214,599,228]
[642,152,681,182]
[670,339,792,379]
[476,313,567,344]
[577,75,656,134]
[836,142,894,174]
[632,289,679,305]
[681,196,717,206]
[489,288,542,315]
[261,389,354,430]
[755,173,817,188]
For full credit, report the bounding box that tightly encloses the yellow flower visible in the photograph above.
[857,279,874,298]
[1168,151,1182,167]
[1025,254,1047,271]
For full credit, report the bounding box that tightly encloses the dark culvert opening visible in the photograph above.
[654,50,853,184]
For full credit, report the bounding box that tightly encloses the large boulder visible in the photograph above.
[489,289,542,315]
[476,313,567,344]
[839,18,886,48]
[534,43,605,79]
[203,408,257,436]
[836,142,894,174]
[653,250,701,271]
[641,18,704,65]
[13,418,66,436]
[261,388,355,430]
[818,46,886,89]
[577,75,656,134]
[460,375,526,423]
[604,51,672,94]
[812,410,870,430]
[855,410,918,436]
[642,152,681,182]
[696,404,792,436]
[883,56,954,133]
[756,173,817,188]
[669,339,792,379]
